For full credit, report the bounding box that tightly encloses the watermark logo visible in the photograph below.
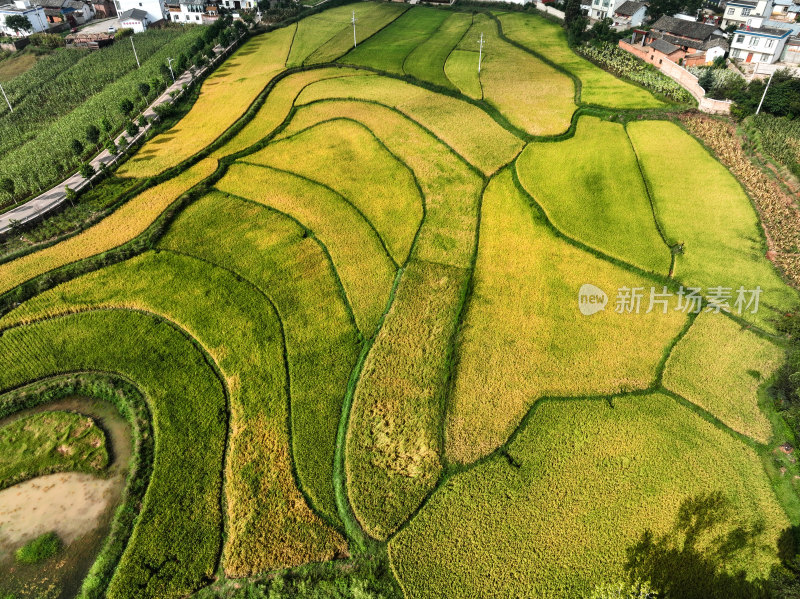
[578,284,763,316]
[578,283,608,316]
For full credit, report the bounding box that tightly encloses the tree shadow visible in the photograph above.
[623,491,774,599]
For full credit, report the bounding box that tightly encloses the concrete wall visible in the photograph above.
[619,39,732,114]
[534,1,564,20]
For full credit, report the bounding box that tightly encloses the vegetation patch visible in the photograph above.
[444,49,482,100]
[0,411,108,490]
[392,394,790,598]
[118,27,296,178]
[663,311,785,444]
[294,73,523,174]
[216,161,396,336]
[0,157,216,297]
[245,118,422,265]
[158,191,359,528]
[15,532,63,565]
[403,12,472,90]
[627,120,798,331]
[447,168,686,464]
[517,116,671,274]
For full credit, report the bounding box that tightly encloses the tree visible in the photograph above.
[64,185,77,206]
[118,98,134,117]
[78,162,95,179]
[100,117,113,135]
[137,115,147,128]
[697,68,714,93]
[647,0,702,23]
[85,124,100,145]
[0,176,15,200]
[564,0,588,44]
[70,138,84,158]
[137,81,151,100]
[6,14,32,35]
[126,120,139,137]
[159,63,172,83]
[105,138,117,154]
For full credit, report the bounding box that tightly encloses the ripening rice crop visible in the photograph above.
[0,157,217,297]
[517,116,671,274]
[343,6,449,74]
[118,27,296,178]
[212,67,372,158]
[391,394,789,598]
[444,49,482,100]
[0,411,108,490]
[4,250,347,576]
[403,12,472,89]
[286,3,385,66]
[464,13,576,136]
[627,120,798,331]
[295,74,523,174]
[446,168,686,464]
[497,12,664,109]
[304,3,408,65]
[277,99,483,269]
[663,311,785,444]
[158,191,359,526]
[347,259,469,540]
[244,119,423,265]
[216,162,396,336]
[0,310,226,598]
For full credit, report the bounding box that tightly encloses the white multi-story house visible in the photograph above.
[114,0,164,25]
[168,0,202,22]
[721,0,772,29]
[217,0,252,10]
[587,0,626,21]
[0,0,47,36]
[730,23,792,62]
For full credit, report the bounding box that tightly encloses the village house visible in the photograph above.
[612,0,647,28]
[647,15,727,53]
[730,22,796,62]
[721,0,773,29]
[114,0,165,27]
[586,0,627,21]
[0,0,47,35]
[91,0,115,18]
[38,0,95,26]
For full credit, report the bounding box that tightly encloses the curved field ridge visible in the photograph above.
[4,250,347,576]
[0,310,226,598]
[517,116,671,274]
[157,191,359,528]
[391,394,789,598]
[447,168,686,464]
[118,27,297,178]
[403,12,472,89]
[663,311,785,444]
[294,74,523,174]
[497,12,664,109]
[245,119,423,266]
[216,162,396,336]
[627,120,798,331]
[0,157,217,297]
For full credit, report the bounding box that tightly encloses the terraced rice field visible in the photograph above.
[0,4,797,599]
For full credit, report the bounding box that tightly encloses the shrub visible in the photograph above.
[15,532,62,564]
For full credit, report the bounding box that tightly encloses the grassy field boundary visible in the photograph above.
[623,122,678,275]
[0,372,153,599]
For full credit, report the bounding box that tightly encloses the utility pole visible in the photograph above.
[167,57,176,82]
[755,70,774,115]
[0,83,12,113]
[131,36,140,68]
[478,32,485,73]
[352,10,357,48]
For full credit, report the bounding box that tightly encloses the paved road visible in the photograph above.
[0,41,234,236]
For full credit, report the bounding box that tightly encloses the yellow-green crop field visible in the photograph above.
[0,4,797,599]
